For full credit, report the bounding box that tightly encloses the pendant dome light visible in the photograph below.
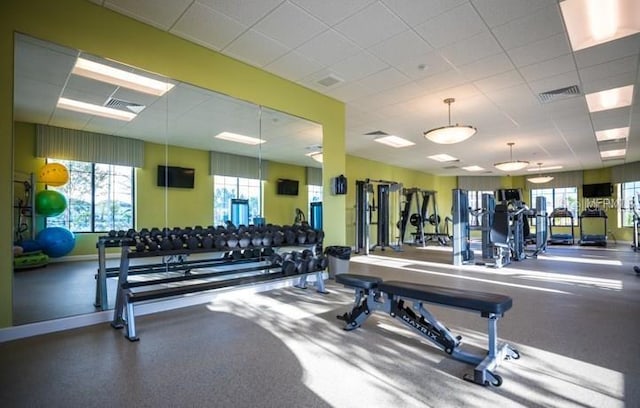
[423,98,477,144]
[494,142,529,172]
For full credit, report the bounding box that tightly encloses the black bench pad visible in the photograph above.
[335,273,383,290]
[379,281,512,315]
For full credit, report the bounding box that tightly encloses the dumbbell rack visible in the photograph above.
[110,243,327,341]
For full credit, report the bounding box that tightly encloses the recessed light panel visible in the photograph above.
[428,154,458,162]
[585,85,634,112]
[600,149,626,159]
[560,0,640,51]
[595,127,629,142]
[215,132,265,145]
[57,97,136,121]
[526,165,563,172]
[462,165,484,172]
[72,57,175,96]
[373,135,415,148]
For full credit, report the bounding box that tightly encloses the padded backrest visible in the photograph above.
[491,204,510,244]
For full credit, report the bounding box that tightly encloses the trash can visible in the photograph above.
[325,246,351,278]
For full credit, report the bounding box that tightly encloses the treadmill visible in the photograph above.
[579,208,607,247]
[548,208,575,245]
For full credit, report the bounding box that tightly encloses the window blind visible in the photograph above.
[306,167,322,186]
[209,151,269,179]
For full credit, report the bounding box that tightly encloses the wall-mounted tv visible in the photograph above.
[157,165,195,189]
[495,188,522,202]
[277,179,299,196]
[582,183,612,198]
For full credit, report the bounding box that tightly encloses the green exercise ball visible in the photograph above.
[35,190,68,217]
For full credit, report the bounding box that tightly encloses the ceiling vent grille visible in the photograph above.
[317,74,343,88]
[538,85,581,104]
[443,165,459,169]
[364,130,389,136]
[105,97,146,114]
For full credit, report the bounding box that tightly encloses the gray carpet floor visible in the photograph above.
[2,245,640,407]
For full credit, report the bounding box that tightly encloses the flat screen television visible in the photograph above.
[582,183,612,198]
[157,165,195,189]
[277,179,299,196]
[495,188,522,202]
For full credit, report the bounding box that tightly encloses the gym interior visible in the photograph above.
[1,1,639,407]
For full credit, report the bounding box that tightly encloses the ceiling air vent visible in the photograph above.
[317,74,343,88]
[443,165,459,169]
[537,85,581,104]
[364,130,389,136]
[105,97,146,114]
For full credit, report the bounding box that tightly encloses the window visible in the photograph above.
[468,190,493,226]
[308,185,322,208]
[46,159,134,232]
[213,175,261,226]
[620,181,640,227]
[531,187,578,225]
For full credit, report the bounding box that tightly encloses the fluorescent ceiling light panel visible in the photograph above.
[373,135,415,148]
[527,165,563,172]
[428,154,458,162]
[72,57,175,96]
[595,127,629,142]
[600,149,626,159]
[585,85,634,112]
[57,97,136,121]
[462,165,484,172]
[306,151,323,163]
[215,131,265,145]
[560,0,640,51]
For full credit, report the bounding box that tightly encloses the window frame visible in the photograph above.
[620,181,640,227]
[531,186,578,226]
[213,175,262,226]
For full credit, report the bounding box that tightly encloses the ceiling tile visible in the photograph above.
[506,33,572,67]
[471,0,556,28]
[415,3,488,48]
[196,0,282,26]
[334,2,408,48]
[264,51,324,81]
[580,71,637,95]
[414,70,468,94]
[458,53,515,81]
[368,30,433,65]
[224,29,289,67]
[171,2,247,51]
[527,70,581,95]
[104,0,192,30]
[328,51,388,82]
[394,50,452,80]
[473,70,525,94]
[591,107,633,130]
[252,2,327,49]
[518,53,576,83]
[325,82,372,102]
[438,31,503,67]
[579,55,639,85]
[574,34,640,69]
[382,0,466,26]
[356,67,411,94]
[296,29,361,66]
[491,4,564,50]
[291,0,375,26]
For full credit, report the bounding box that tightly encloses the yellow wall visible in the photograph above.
[263,162,309,226]
[1,0,346,327]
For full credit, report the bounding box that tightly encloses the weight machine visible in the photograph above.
[355,179,402,255]
[524,196,548,257]
[398,188,449,246]
[452,189,475,266]
[631,197,639,252]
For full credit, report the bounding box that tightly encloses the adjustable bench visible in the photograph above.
[336,273,519,387]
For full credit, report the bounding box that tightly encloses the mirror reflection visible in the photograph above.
[12,34,322,326]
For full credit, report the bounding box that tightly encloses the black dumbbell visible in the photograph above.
[108,230,117,237]
[306,230,317,244]
[251,233,263,247]
[213,234,226,250]
[186,235,200,250]
[231,250,243,260]
[201,235,214,249]
[316,255,328,271]
[316,230,325,242]
[295,258,308,275]
[238,232,251,248]
[226,234,239,248]
[296,230,307,244]
[281,259,297,276]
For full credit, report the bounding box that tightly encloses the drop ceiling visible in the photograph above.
[21,0,640,175]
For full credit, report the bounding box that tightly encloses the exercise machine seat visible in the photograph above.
[491,205,510,248]
[379,280,512,315]
[336,273,383,289]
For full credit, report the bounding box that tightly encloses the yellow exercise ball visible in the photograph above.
[39,163,69,187]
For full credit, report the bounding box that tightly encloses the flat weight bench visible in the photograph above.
[336,273,519,387]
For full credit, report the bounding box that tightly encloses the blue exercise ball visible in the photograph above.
[19,239,42,253]
[37,227,76,258]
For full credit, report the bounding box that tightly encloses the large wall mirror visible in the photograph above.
[12,33,323,326]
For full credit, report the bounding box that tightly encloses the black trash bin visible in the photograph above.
[325,246,351,278]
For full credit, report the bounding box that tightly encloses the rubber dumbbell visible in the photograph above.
[306,230,317,244]
[226,234,239,248]
[295,258,308,275]
[296,230,307,244]
[201,235,214,250]
[213,234,226,250]
[251,233,263,247]
[315,255,328,271]
[231,250,243,260]
[186,235,200,250]
[281,259,297,276]
[238,233,251,248]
